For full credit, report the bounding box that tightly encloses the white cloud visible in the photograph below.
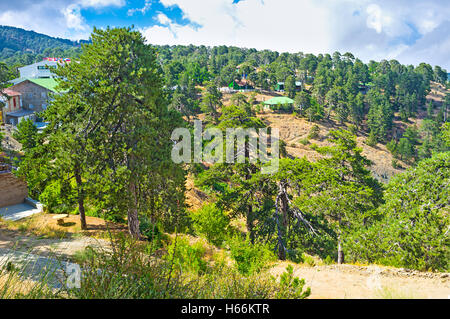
[80,0,125,8]
[366,4,385,34]
[128,0,152,16]
[63,4,88,31]
[143,0,331,54]
[141,0,450,69]
[1,0,450,69]
[0,0,126,40]
[156,13,171,25]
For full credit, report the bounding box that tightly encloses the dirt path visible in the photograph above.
[270,262,450,299]
[1,225,448,299]
[0,227,109,260]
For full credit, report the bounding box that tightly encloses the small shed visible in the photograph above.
[275,82,285,91]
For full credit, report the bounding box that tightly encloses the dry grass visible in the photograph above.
[375,286,421,299]
[0,213,127,240]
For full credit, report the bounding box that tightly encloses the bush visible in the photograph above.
[2,235,311,299]
[302,254,316,267]
[39,180,76,214]
[139,216,167,250]
[165,237,207,275]
[191,203,229,246]
[324,255,334,265]
[366,131,378,147]
[308,125,320,139]
[227,235,276,276]
[386,139,398,155]
[286,248,304,263]
[348,124,358,135]
[275,265,311,299]
[299,138,309,145]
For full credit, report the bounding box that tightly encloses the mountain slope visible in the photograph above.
[0,25,86,54]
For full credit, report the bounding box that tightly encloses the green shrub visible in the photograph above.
[324,255,334,265]
[348,124,358,135]
[386,139,398,154]
[2,235,311,299]
[191,203,229,246]
[365,131,378,147]
[274,265,311,299]
[39,180,75,214]
[302,254,316,267]
[165,237,207,275]
[286,248,304,263]
[139,216,167,251]
[299,138,309,145]
[308,124,320,139]
[227,235,276,276]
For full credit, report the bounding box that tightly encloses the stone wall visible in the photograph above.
[0,172,28,208]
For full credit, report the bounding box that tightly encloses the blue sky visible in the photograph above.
[0,0,449,70]
[78,1,193,30]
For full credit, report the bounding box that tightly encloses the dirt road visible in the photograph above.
[270,262,450,299]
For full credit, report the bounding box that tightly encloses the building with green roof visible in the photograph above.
[7,78,63,117]
[26,78,61,93]
[263,96,294,111]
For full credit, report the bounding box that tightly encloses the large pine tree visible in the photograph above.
[44,27,186,236]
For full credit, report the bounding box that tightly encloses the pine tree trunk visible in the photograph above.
[74,165,87,230]
[337,237,344,264]
[337,215,344,264]
[128,180,141,239]
[277,181,289,261]
[247,205,255,244]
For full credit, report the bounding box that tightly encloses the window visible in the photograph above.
[13,98,16,108]
[41,92,47,98]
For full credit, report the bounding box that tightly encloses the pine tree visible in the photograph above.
[44,27,186,236]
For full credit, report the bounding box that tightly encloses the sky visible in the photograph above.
[1,0,449,70]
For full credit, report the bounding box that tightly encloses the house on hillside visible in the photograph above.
[0,88,23,124]
[229,79,254,91]
[2,78,61,127]
[11,58,71,85]
[10,78,60,112]
[263,96,294,111]
[275,82,285,92]
[275,81,302,92]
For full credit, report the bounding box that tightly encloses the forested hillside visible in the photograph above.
[0,26,85,66]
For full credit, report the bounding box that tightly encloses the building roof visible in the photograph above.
[264,96,294,105]
[235,79,251,86]
[11,78,61,93]
[1,88,21,96]
[6,109,35,117]
[27,78,60,92]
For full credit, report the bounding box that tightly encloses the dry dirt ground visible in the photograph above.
[1,217,449,299]
[0,213,123,258]
[270,262,450,299]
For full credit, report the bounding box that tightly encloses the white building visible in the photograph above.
[10,58,71,85]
